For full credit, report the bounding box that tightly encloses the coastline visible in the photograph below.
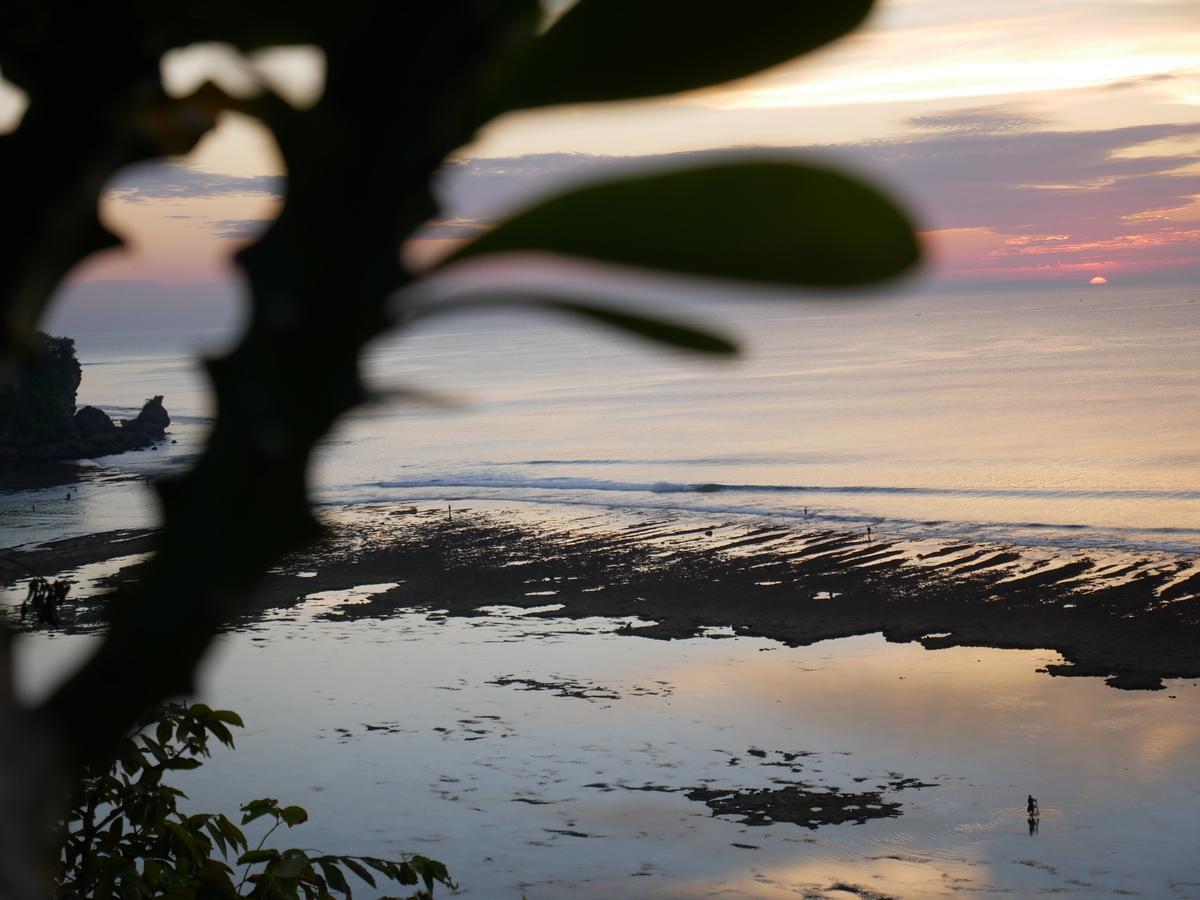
[5,502,1198,690]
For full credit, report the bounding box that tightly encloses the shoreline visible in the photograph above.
[4,502,1198,690]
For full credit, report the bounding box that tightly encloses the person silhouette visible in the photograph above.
[1026,794,1039,817]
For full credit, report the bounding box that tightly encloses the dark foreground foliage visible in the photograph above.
[1,3,919,896]
[56,703,452,900]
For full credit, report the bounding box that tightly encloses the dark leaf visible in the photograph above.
[237,849,280,865]
[279,805,309,827]
[164,757,202,770]
[406,856,453,892]
[205,720,235,748]
[486,0,874,113]
[317,860,352,897]
[241,798,280,825]
[210,709,245,728]
[423,296,737,355]
[441,161,920,288]
[217,815,248,851]
[339,858,376,889]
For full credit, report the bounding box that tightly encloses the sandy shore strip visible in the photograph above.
[3,502,1198,690]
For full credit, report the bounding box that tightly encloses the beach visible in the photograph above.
[5,501,1200,898]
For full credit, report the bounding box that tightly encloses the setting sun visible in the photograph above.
[1090,276,1109,284]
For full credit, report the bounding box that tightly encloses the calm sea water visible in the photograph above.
[4,281,1198,553]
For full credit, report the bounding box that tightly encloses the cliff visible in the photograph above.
[0,333,170,465]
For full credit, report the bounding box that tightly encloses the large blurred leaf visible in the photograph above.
[486,0,874,113]
[418,295,738,355]
[440,161,920,288]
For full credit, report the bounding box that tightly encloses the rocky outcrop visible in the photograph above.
[73,405,118,439]
[0,334,81,448]
[0,334,170,466]
[121,396,169,437]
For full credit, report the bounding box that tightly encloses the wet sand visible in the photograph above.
[5,502,1198,690]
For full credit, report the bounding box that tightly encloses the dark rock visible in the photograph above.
[121,396,170,437]
[0,333,80,447]
[73,406,116,437]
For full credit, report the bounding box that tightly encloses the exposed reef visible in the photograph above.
[8,505,1199,690]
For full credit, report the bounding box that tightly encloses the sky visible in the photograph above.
[5,0,1199,316]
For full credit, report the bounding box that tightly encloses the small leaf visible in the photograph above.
[217,815,248,851]
[205,820,228,857]
[279,805,309,827]
[205,720,235,748]
[237,849,281,865]
[317,860,352,897]
[406,856,454,892]
[423,296,737,355]
[487,0,875,113]
[241,798,279,825]
[210,709,245,728]
[339,858,376,889]
[441,161,920,289]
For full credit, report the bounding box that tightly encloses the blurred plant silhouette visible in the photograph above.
[0,2,919,895]
[57,702,453,898]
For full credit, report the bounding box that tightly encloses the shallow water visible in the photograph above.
[14,574,1200,899]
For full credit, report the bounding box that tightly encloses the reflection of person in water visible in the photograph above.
[1028,814,1039,836]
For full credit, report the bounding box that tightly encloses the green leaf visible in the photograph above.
[487,0,874,113]
[205,720,235,748]
[339,858,376,889]
[424,296,737,355]
[217,814,248,851]
[155,719,173,746]
[316,860,352,897]
[204,820,228,857]
[279,805,309,827]
[210,709,245,728]
[441,161,920,289]
[240,798,280,825]
[405,856,454,892]
[237,849,280,865]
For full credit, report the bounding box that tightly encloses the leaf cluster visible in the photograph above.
[55,703,451,900]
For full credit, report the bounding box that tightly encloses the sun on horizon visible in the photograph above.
[1090,276,1108,285]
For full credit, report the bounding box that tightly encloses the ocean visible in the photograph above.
[5,281,1198,554]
